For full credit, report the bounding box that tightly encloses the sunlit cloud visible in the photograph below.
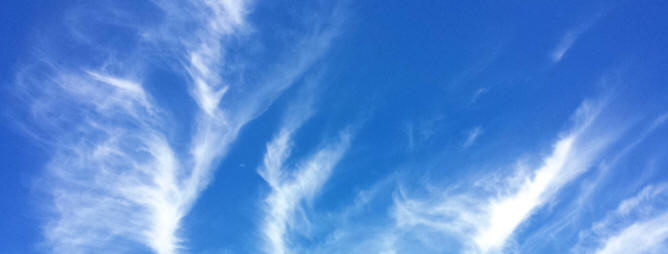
[14,1,343,253]
[594,212,668,254]
[392,98,624,253]
[570,180,668,253]
[6,2,668,254]
[257,95,352,254]
[550,13,604,63]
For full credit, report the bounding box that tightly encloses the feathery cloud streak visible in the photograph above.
[463,126,482,148]
[550,14,602,63]
[595,212,668,254]
[14,1,343,253]
[570,182,668,254]
[257,99,352,254]
[393,98,623,253]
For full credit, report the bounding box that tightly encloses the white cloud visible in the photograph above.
[391,98,623,253]
[261,136,350,254]
[13,1,345,253]
[572,181,668,254]
[463,126,482,148]
[469,87,490,105]
[594,211,668,254]
[473,136,575,251]
[515,112,668,253]
[616,184,668,216]
[257,100,351,254]
[550,15,601,63]
[551,30,579,63]
[37,76,185,254]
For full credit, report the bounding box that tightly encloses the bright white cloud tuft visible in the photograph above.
[594,212,668,254]
[392,98,623,253]
[15,1,343,253]
[258,100,351,254]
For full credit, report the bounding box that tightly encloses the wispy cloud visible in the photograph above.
[35,71,184,254]
[616,184,668,216]
[571,181,668,254]
[515,112,668,253]
[257,93,352,254]
[463,126,482,148]
[468,87,490,106]
[550,14,602,63]
[550,30,580,63]
[391,98,624,253]
[13,1,344,253]
[594,212,668,254]
[403,116,444,152]
[259,133,351,254]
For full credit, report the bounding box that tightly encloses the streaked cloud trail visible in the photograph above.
[550,13,603,63]
[257,97,352,254]
[14,1,342,253]
[594,212,668,254]
[551,30,580,63]
[571,181,668,254]
[463,126,482,148]
[392,98,624,253]
[6,1,668,254]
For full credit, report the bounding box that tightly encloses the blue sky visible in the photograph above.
[2,0,668,253]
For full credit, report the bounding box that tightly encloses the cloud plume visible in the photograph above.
[392,98,624,253]
[13,1,343,253]
[257,99,352,254]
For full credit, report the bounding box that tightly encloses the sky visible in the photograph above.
[1,0,668,254]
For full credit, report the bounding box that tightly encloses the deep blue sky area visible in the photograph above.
[2,1,668,254]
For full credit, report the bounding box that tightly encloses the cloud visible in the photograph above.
[513,112,668,252]
[257,94,352,254]
[550,30,580,63]
[34,72,183,254]
[550,14,602,63]
[403,116,444,152]
[463,126,482,148]
[261,171,402,254]
[616,183,668,217]
[585,183,668,254]
[571,181,668,254]
[259,133,351,254]
[391,98,624,253]
[262,97,624,254]
[469,87,490,105]
[594,212,668,254]
[12,1,345,253]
